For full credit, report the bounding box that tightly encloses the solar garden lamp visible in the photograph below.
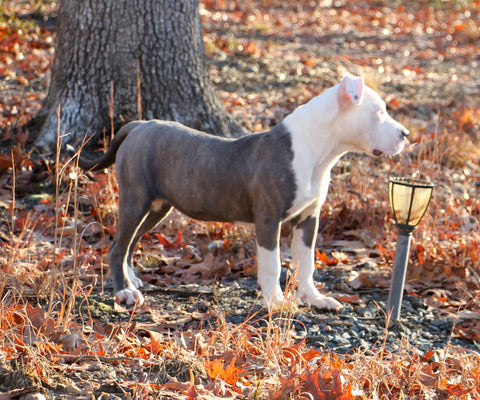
[387,177,434,323]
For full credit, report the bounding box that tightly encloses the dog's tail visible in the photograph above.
[69,121,144,171]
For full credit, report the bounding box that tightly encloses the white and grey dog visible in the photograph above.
[77,75,409,309]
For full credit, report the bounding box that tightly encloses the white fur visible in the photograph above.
[281,75,408,310]
[290,206,342,310]
[256,245,284,306]
[115,287,144,305]
[128,266,143,288]
[292,232,342,309]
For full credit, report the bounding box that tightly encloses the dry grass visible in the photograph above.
[1,110,480,399]
[1,296,479,398]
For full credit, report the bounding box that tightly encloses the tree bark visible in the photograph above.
[33,0,245,150]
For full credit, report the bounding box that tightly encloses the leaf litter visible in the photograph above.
[1,0,480,398]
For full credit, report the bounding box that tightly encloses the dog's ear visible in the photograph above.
[338,75,364,108]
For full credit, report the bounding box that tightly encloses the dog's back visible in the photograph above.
[115,120,296,223]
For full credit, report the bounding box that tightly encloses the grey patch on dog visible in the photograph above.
[291,215,317,247]
[248,123,296,250]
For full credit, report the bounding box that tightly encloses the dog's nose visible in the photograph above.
[401,129,409,139]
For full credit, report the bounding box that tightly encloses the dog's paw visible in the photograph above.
[306,294,342,311]
[260,283,285,308]
[263,295,286,310]
[297,282,343,310]
[115,288,144,306]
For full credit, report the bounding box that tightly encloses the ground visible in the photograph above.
[1,1,480,399]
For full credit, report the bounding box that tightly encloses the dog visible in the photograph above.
[76,75,409,309]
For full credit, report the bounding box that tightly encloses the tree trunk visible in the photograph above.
[33,0,245,151]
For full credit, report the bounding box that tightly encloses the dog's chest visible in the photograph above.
[285,132,343,219]
[287,162,331,218]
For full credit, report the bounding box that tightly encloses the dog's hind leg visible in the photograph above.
[110,200,173,306]
[109,199,152,305]
[125,202,173,288]
[291,206,342,310]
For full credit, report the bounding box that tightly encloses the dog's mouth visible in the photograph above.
[372,149,383,157]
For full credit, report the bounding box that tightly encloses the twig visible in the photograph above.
[60,354,139,365]
[2,386,42,399]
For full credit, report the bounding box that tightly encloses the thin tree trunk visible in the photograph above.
[33,0,245,151]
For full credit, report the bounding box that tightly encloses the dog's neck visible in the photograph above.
[283,84,350,175]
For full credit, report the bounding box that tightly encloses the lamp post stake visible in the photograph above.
[387,228,413,322]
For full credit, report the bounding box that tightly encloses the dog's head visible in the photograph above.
[335,75,409,157]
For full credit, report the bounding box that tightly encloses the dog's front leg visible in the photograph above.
[255,218,284,307]
[291,209,342,310]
